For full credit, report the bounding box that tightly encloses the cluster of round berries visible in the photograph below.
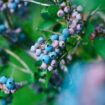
[57,2,84,35]
[0,48,9,66]
[0,0,28,13]
[0,23,26,44]
[30,28,72,71]
[90,24,105,40]
[0,76,18,94]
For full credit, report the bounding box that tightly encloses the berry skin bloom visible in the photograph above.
[6,78,15,90]
[7,2,17,13]
[45,44,54,53]
[59,35,67,42]
[59,41,65,48]
[57,9,64,17]
[49,51,57,60]
[62,28,70,38]
[0,24,6,33]
[41,55,51,65]
[0,76,8,84]
[50,34,59,41]
[64,6,70,13]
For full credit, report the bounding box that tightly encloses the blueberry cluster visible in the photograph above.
[0,0,28,13]
[0,76,18,94]
[30,3,84,71]
[57,2,84,35]
[90,24,105,40]
[30,29,72,71]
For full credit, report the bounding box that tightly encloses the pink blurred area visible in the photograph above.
[80,62,105,105]
[57,61,105,105]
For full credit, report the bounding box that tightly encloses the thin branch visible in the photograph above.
[40,29,61,35]
[71,40,81,55]
[24,0,51,6]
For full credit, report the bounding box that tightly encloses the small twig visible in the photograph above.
[86,5,101,22]
[40,29,61,35]
[24,0,51,6]
[97,11,105,23]
[9,62,30,74]
[70,40,81,55]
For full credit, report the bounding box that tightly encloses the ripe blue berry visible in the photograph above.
[42,55,51,64]
[6,78,15,90]
[18,33,26,42]
[8,2,17,12]
[1,99,7,105]
[59,35,67,42]
[49,52,57,60]
[45,44,54,53]
[50,34,59,41]
[39,54,44,60]
[0,76,7,84]
[62,28,70,38]
[0,24,6,33]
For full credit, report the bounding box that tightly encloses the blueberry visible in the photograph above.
[49,52,57,60]
[51,60,57,67]
[60,2,66,8]
[59,41,65,48]
[34,43,40,49]
[0,76,7,84]
[15,0,20,3]
[45,44,54,52]
[18,33,26,42]
[77,5,83,12]
[59,35,67,42]
[57,9,64,17]
[62,28,70,38]
[1,99,7,105]
[64,6,70,13]
[48,66,53,71]
[0,24,6,33]
[8,2,17,10]
[55,48,61,55]
[6,78,15,90]
[39,54,44,60]
[37,37,45,44]
[35,49,42,56]
[40,62,47,69]
[42,55,51,64]
[50,34,59,41]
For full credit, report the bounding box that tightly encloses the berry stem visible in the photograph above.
[24,0,52,6]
